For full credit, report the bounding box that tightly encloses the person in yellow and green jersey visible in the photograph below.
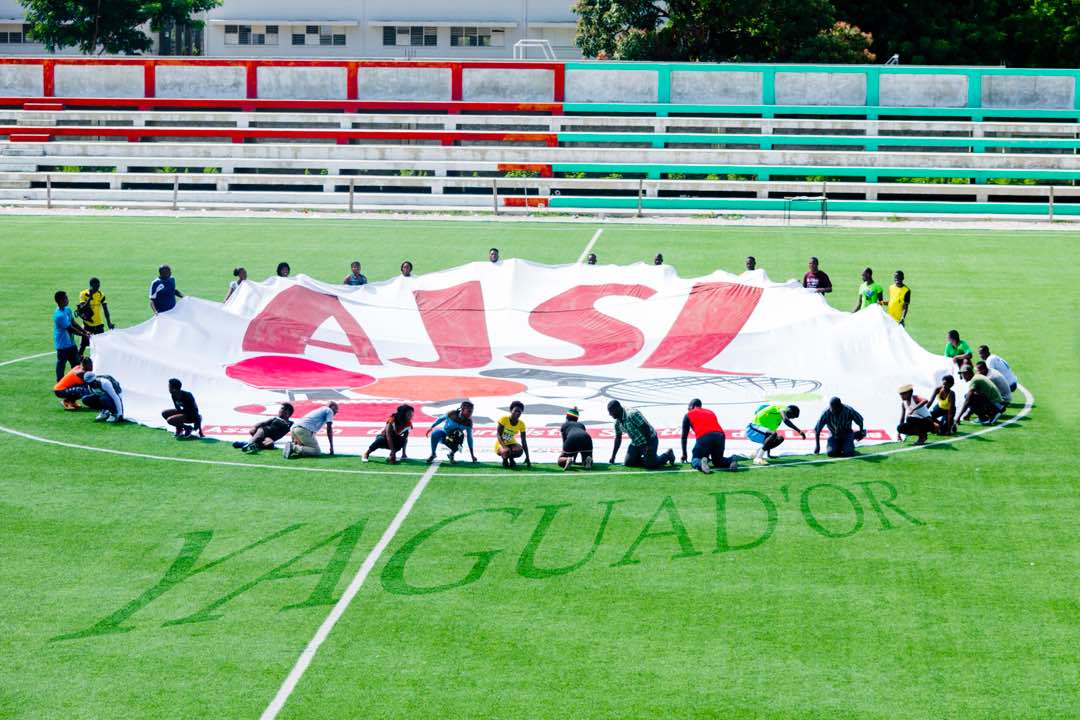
[77,277,114,354]
[495,400,531,469]
[945,329,973,367]
[852,267,884,313]
[746,403,805,465]
[886,270,911,325]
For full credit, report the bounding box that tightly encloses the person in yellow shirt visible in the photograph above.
[77,277,114,354]
[885,270,911,325]
[495,400,531,469]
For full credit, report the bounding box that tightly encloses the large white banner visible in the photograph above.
[92,261,952,460]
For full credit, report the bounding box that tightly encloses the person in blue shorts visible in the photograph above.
[746,403,804,465]
[426,401,476,464]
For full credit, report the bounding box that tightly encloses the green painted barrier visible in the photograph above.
[550,163,1080,181]
[557,132,1080,151]
[562,103,1080,120]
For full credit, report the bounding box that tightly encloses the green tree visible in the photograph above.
[21,0,220,55]
[573,0,873,62]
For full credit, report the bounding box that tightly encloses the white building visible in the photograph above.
[0,0,582,58]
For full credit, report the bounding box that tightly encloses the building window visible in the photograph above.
[0,23,32,43]
[383,26,436,46]
[292,33,305,45]
[451,26,504,47]
[224,24,278,46]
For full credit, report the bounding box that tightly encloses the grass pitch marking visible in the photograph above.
[577,228,603,264]
[0,352,1034,477]
[259,460,441,720]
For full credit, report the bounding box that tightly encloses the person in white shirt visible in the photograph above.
[976,361,1013,404]
[284,402,337,459]
[977,345,1017,392]
[225,267,246,302]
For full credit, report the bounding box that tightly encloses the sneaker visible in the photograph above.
[699,457,712,474]
[989,410,1004,425]
[666,450,676,466]
[232,441,247,449]
[508,456,517,469]
[61,399,79,411]
[583,456,594,470]
[753,456,768,466]
[242,443,259,454]
[105,414,120,424]
[425,454,435,464]
[361,455,369,463]
[282,441,293,459]
[502,457,510,469]
[726,459,739,472]
[94,411,109,422]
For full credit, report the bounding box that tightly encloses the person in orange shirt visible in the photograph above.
[54,357,93,409]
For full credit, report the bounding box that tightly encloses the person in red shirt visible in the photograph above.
[680,399,739,474]
[802,256,833,294]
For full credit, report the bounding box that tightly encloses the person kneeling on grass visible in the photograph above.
[957,366,1006,426]
[54,357,93,410]
[814,397,866,458]
[83,372,124,423]
[426,401,476,464]
[558,407,594,470]
[283,402,337,459]
[746,404,805,465]
[161,378,203,440]
[681,399,738,473]
[364,404,413,464]
[929,376,957,435]
[233,403,294,453]
[896,385,937,446]
[976,360,1013,405]
[608,400,676,469]
[495,401,531,469]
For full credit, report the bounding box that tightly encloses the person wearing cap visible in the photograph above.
[956,365,1006,425]
[746,404,805,465]
[558,407,594,470]
[813,397,866,457]
[83,372,124,423]
[897,385,936,445]
[680,399,738,473]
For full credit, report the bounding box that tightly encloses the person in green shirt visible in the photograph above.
[745,403,805,465]
[852,267,885,312]
[945,329,973,367]
[957,365,1006,425]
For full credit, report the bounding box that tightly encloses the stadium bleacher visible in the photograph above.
[0,57,1078,216]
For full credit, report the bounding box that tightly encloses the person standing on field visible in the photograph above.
[149,265,183,315]
[53,290,88,381]
[852,267,884,312]
[283,402,337,459]
[886,271,911,325]
[802,257,832,294]
[77,277,114,354]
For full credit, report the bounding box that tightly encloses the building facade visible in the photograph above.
[0,0,581,59]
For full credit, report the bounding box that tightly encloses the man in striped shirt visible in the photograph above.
[607,400,676,469]
[813,397,866,458]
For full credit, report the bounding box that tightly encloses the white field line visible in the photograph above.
[576,228,603,263]
[259,460,441,720]
[0,351,53,367]
[0,358,1034,477]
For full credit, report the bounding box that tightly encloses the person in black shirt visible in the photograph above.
[558,407,594,470]
[233,403,294,453]
[161,378,202,439]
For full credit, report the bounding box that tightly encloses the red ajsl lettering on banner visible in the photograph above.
[241,281,762,370]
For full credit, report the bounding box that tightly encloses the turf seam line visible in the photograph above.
[259,460,441,720]
[576,228,603,264]
[0,351,54,367]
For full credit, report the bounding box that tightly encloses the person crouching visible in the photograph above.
[558,407,594,470]
[161,378,202,439]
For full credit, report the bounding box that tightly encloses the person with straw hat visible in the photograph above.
[558,406,594,470]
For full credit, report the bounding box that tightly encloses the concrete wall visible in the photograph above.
[566,69,657,103]
[0,62,43,96]
[982,75,1075,109]
[463,68,553,102]
[775,72,866,106]
[256,66,348,100]
[671,70,761,104]
[880,74,967,107]
[157,65,246,99]
[358,66,450,101]
[55,65,144,98]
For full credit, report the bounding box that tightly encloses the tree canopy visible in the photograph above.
[574,0,1080,66]
[21,0,220,55]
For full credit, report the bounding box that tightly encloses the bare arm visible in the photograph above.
[326,423,334,455]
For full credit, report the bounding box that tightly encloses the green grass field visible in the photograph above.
[1,215,1077,719]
